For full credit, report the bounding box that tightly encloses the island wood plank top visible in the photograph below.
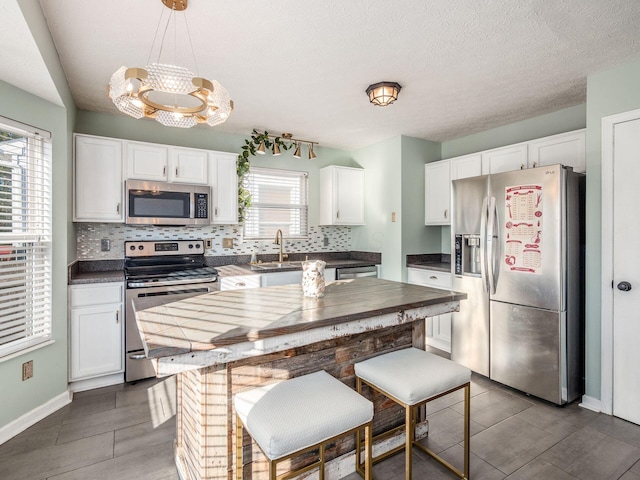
[133,277,466,360]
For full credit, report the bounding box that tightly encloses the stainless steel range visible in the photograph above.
[124,239,218,382]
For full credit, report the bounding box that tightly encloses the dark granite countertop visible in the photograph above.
[68,251,381,284]
[406,253,451,273]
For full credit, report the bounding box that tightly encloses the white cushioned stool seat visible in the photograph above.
[354,347,471,480]
[234,370,373,461]
[354,347,471,405]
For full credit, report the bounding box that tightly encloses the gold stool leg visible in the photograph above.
[319,444,325,480]
[356,377,363,473]
[464,383,470,479]
[236,414,243,480]
[269,459,277,480]
[365,422,372,480]
[405,405,413,480]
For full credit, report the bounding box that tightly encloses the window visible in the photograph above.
[243,167,308,240]
[0,117,52,359]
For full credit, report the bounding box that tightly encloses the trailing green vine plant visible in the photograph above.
[237,129,292,223]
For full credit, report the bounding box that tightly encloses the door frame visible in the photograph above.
[600,108,640,415]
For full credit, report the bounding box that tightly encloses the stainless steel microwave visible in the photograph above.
[125,180,210,225]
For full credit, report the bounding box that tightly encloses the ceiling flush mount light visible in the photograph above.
[366,81,402,107]
[108,0,233,128]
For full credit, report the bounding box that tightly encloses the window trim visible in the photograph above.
[242,167,309,240]
[0,116,52,359]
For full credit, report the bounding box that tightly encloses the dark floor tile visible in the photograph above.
[506,458,579,479]
[515,401,598,438]
[114,417,176,457]
[541,426,640,480]
[56,401,154,445]
[632,459,640,475]
[115,376,175,409]
[418,406,485,454]
[589,414,640,449]
[471,415,563,475]
[620,472,640,480]
[64,391,116,419]
[46,439,177,480]
[422,442,507,480]
[0,431,113,480]
[0,420,61,459]
[451,388,535,429]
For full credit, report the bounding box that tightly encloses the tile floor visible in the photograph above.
[2,371,640,480]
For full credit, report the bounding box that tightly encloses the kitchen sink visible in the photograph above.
[252,261,303,270]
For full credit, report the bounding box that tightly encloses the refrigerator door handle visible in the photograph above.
[486,196,497,295]
[480,196,490,293]
[489,196,499,294]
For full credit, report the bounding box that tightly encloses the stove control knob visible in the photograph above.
[138,245,144,250]
[195,244,201,249]
[188,244,194,249]
[129,245,135,251]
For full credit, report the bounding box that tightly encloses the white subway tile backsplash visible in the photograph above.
[76,224,352,260]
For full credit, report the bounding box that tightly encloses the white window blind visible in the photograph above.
[0,117,52,358]
[243,167,308,240]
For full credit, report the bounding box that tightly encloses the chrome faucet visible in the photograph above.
[274,229,288,262]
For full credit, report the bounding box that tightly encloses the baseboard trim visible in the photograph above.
[68,373,124,393]
[579,395,602,413]
[0,390,72,445]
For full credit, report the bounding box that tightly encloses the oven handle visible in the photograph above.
[127,277,218,288]
[128,353,147,360]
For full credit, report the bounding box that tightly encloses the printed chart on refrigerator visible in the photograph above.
[504,184,543,274]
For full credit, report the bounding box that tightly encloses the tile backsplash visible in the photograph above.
[76,224,352,260]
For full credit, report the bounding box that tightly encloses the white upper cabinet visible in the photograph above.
[425,161,451,225]
[320,165,365,225]
[527,129,585,173]
[481,144,528,174]
[125,142,208,184]
[450,153,482,180]
[209,152,238,224]
[169,147,209,184]
[74,135,124,222]
[126,141,168,181]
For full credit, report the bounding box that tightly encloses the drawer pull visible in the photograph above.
[235,282,246,287]
[429,276,438,280]
[128,353,147,360]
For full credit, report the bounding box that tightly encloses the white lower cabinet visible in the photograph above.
[407,268,452,353]
[69,283,124,382]
[261,270,302,287]
[220,275,262,291]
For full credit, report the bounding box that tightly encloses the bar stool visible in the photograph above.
[354,348,471,480]
[234,370,373,480]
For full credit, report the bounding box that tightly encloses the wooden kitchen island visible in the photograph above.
[133,277,466,480]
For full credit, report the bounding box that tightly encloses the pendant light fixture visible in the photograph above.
[366,81,402,107]
[293,142,302,159]
[108,0,233,128]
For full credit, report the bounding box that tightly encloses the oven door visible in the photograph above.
[125,281,218,382]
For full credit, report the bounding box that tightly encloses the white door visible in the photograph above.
[209,152,238,224]
[611,116,640,425]
[169,147,208,184]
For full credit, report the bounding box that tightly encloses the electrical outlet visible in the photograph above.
[22,360,33,381]
[222,238,233,248]
[391,212,397,222]
[100,238,111,251]
[205,239,212,249]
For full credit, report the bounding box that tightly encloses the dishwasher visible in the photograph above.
[335,265,378,279]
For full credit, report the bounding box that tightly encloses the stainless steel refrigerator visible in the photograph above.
[450,164,584,405]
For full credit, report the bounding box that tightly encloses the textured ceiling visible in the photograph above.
[16,1,640,149]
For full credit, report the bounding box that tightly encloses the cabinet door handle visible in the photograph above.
[116,203,120,215]
[520,163,525,170]
[533,161,538,168]
[163,165,166,176]
[444,209,448,219]
[116,310,120,324]
[336,210,340,220]
[175,167,179,177]
[214,207,218,216]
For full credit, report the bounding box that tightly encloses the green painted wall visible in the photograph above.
[442,104,586,159]
[584,58,640,400]
[0,81,71,428]
[351,137,402,280]
[401,136,442,280]
[75,111,358,226]
[0,0,75,431]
